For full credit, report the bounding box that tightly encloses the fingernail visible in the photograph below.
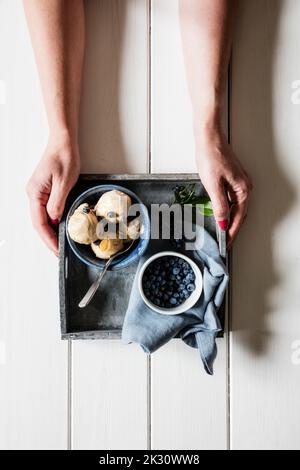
[218,219,228,231]
[50,218,59,226]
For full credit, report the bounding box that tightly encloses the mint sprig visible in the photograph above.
[172,184,213,217]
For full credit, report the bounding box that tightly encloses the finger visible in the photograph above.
[209,182,230,231]
[30,198,59,256]
[47,178,69,222]
[227,200,248,248]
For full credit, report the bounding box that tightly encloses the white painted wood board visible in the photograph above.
[230,0,300,450]
[79,0,149,174]
[0,1,68,450]
[150,0,228,450]
[151,0,196,174]
[72,0,149,450]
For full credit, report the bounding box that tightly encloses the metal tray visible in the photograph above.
[59,174,228,340]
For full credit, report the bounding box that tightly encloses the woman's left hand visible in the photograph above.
[196,127,252,248]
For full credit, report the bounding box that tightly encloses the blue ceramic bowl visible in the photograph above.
[66,184,150,271]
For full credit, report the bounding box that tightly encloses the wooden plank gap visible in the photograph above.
[147,354,152,450]
[68,339,73,450]
[147,0,152,174]
[148,0,152,450]
[226,59,233,451]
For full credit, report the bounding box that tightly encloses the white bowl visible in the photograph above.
[138,251,203,315]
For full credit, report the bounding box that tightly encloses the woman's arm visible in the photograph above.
[179,0,252,246]
[23,0,85,255]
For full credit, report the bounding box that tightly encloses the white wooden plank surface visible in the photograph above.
[151,0,196,174]
[230,0,300,450]
[72,342,147,450]
[151,340,228,450]
[0,1,68,450]
[72,0,149,450]
[79,0,149,174]
[151,0,228,450]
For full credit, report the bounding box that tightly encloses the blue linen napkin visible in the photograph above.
[122,225,229,375]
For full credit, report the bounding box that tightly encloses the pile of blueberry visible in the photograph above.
[142,255,196,309]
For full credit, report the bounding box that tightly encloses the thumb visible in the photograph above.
[209,183,230,231]
[46,179,68,223]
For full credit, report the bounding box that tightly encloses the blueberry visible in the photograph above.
[169,259,175,266]
[172,267,180,275]
[154,298,161,306]
[173,292,179,299]
[150,275,156,282]
[182,289,188,296]
[178,284,185,291]
[186,272,195,282]
[169,297,177,306]
[187,283,195,292]
[163,294,169,301]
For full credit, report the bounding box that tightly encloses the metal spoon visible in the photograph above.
[78,240,135,309]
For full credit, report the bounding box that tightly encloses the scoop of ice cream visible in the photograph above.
[127,217,141,240]
[91,238,124,259]
[68,203,98,245]
[95,190,132,223]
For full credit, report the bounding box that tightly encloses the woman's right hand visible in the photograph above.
[26,132,80,256]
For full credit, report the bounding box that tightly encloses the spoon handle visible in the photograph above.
[78,257,113,309]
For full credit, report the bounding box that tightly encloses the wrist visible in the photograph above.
[49,124,78,143]
[194,119,225,150]
[193,105,224,137]
[47,128,80,163]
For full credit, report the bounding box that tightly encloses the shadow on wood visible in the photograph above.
[230,0,296,355]
[79,0,148,174]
